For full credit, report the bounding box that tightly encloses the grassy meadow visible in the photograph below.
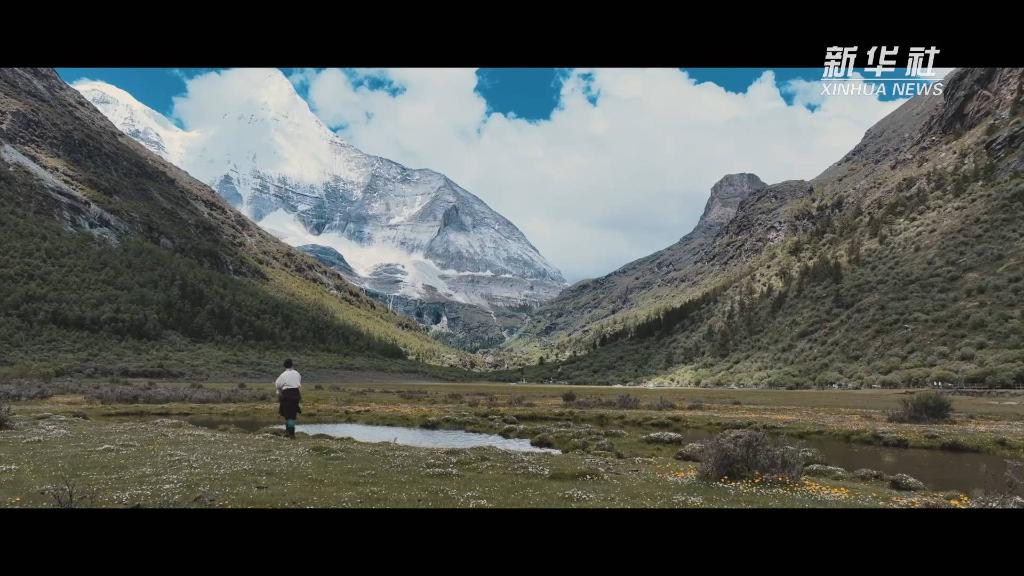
[3,378,1022,508]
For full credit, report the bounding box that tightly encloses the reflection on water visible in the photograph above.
[659,428,1009,496]
[798,436,1008,496]
[187,417,558,454]
[294,422,560,453]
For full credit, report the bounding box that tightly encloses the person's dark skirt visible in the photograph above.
[278,388,301,420]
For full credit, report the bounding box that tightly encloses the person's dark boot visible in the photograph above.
[286,426,295,439]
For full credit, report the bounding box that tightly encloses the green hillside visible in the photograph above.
[0,68,475,380]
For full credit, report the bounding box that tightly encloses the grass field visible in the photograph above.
[2,379,1022,508]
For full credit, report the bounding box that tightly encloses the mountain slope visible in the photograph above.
[0,68,475,379]
[505,68,1024,388]
[514,173,769,345]
[73,72,566,350]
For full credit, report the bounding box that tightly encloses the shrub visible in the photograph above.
[615,394,640,410]
[314,384,324,390]
[0,399,13,430]
[878,374,901,388]
[984,363,1024,388]
[685,399,706,411]
[956,347,977,361]
[0,381,58,402]
[531,433,555,448]
[880,434,911,448]
[888,391,953,423]
[45,473,90,508]
[236,382,247,390]
[508,395,528,407]
[83,384,266,405]
[650,397,677,410]
[698,430,803,482]
[1008,460,1024,496]
[940,439,980,452]
[443,392,464,403]
[643,431,685,443]
[561,391,578,403]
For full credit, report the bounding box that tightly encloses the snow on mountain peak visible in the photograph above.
[73,71,566,319]
[73,79,194,163]
[167,69,365,186]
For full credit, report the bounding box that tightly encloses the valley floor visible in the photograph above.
[2,381,1022,508]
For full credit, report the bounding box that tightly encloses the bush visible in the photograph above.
[0,399,13,430]
[615,394,640,409]
[508,395,528,407]
[650,397,677,410]
[45,473,91,508]
[956,347,977,361]
[84,384,267,405]
[685,399,706,411]
[888,391,953,423]
[940,439,980,452]
[531,433,555,448]
[0,380,62,402]
[699,430,804,482]
[561,391,578,403]
[314,384,324,390]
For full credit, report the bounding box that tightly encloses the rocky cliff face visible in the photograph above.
[929,68,1021,136]
[515,173,769,342]
[698,173,767,234]
[297,244,357,277]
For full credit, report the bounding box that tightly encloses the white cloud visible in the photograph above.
[166,68,906,282]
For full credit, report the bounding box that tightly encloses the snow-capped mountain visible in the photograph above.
[74,80,197,163]
[75,71,566,348]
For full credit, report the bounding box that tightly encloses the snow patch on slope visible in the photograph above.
[259,209,487,306]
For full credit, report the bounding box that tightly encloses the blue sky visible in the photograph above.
[58,67,899,124]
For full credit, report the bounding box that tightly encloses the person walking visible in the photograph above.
[275,358,302,438]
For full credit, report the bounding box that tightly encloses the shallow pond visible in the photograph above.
[294,422,560,453]
[662,429,1010,496]
[189,417,558,453]
[801,436,1009,496]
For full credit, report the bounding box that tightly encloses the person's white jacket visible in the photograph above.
[275,369,301,395]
